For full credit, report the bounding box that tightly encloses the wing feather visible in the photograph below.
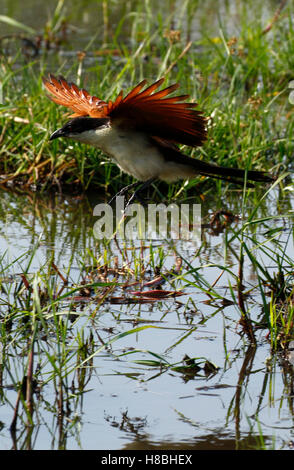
[122,80,147,101]
[42,74,108,117]
[109,81,207,147]
[43,74,207,146]
[129,78,165,99]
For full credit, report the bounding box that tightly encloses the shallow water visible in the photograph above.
[0,184,293,450]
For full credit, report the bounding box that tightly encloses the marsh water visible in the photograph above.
[0,184,293,450]
[1,0,294,451]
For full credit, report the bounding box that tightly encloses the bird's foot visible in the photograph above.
[109,178,156,210]
[108,181,141,205]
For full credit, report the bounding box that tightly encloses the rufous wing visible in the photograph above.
[42,74,108,118]
[43,74,207,146]
[108,79,207,147]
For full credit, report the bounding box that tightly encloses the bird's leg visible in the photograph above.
[109,178,156,210]
[108,181,142,205]
[124,178,156,210]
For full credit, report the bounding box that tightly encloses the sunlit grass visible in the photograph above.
[0,0,293,197]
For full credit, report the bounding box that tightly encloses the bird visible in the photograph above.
[42,74,274,202]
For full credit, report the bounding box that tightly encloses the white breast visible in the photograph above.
[72,125,196,183]
[74,125,166,181]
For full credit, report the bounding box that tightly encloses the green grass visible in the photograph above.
[0,0,293,197]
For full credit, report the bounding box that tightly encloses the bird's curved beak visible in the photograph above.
[49,127,65,141]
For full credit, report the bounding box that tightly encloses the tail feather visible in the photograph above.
[194,159,274,184]
[152,137,275,186]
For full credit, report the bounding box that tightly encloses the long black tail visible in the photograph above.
[154,138,275,186]
[193,158,274,184]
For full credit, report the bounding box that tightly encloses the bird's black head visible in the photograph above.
[49,116,110,140]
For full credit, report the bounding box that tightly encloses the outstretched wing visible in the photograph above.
[108,78,207,147]
[42,74,108,118]
[43,74,207,146]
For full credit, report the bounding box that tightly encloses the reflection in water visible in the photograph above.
[1,184,289,268]
[0,186,294,450]
[0,187,98,270]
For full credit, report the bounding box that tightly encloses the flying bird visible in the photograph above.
[43,74,274,200]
